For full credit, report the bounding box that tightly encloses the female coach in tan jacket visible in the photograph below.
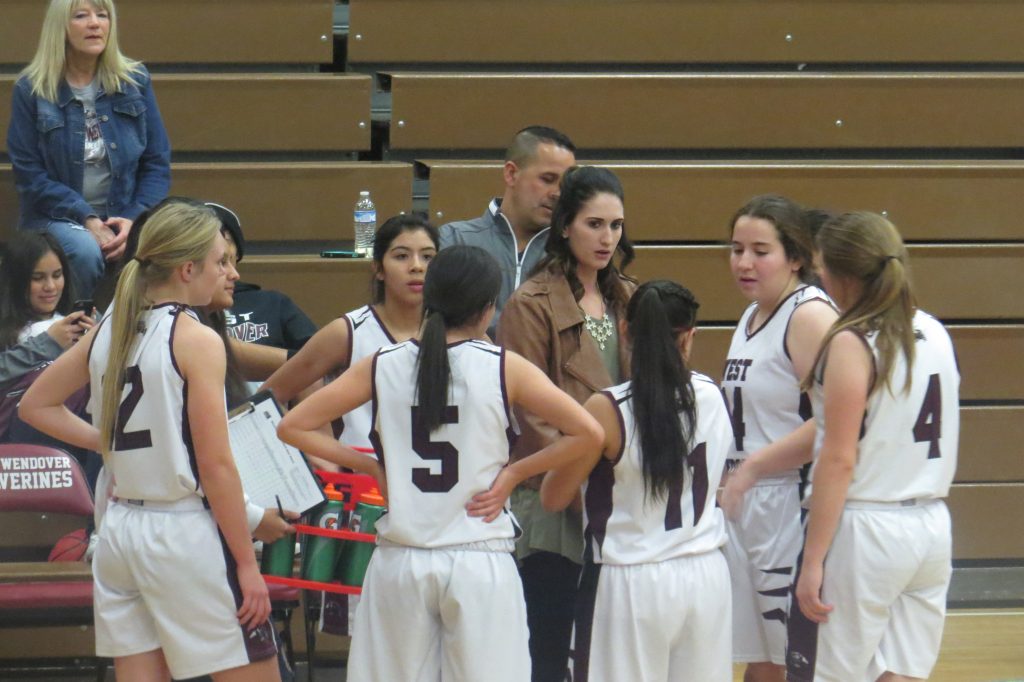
[498,166,636,682]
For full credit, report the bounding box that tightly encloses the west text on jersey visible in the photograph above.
[724,358,754,382]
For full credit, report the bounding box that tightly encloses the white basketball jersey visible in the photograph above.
[88,304,208,503]
[338,305,396,449]
[370,339,519,548]
[809,310,959,502]
[584,373,732,565]
[722,285,832,478]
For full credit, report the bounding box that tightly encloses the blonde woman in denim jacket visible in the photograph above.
[7,0,170,298]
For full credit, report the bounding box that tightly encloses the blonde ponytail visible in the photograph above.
[98,202,220,457]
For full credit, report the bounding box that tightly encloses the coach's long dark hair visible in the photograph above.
[534,166,636,315]
[415,245,501,433]
[627,280,700,502]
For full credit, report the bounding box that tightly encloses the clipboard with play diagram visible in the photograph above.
[228,391,325,514]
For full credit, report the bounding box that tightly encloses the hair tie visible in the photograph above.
[134,256,150,267]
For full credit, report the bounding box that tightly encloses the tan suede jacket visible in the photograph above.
[497,267,635,487]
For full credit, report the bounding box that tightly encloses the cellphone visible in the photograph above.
[320,249,362,259]
[72,299,94,314]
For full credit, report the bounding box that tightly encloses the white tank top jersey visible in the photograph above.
[809,309,959,503]
[338,305,396,449]
[584,373,732,565]
[722,285,833,478]
[87,304,208,503]
[369,339,519,548]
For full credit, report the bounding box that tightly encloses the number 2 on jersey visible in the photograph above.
[912,373,942,459]
[410,405,459,492]
[114,365,153,451]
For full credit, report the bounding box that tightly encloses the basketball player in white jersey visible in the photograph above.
[724,212,959,681]
[277,245,603,682]
[20,202,280,681]
[262,215,437,454]
[262,215,438,636]
[718,195,838,682]
[540,280,733,682]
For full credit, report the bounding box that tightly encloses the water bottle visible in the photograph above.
[301,489,347,582]
[354,191,376,257]
[336,488,386,587]
[260,532,297,578]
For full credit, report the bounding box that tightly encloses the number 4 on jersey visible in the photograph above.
[727,387,745,451]
[912,373,942,459]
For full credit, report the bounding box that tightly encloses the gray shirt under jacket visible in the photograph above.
[438,198,550,338]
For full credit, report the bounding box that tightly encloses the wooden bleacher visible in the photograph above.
[0,73,372,154]
[422,160,1024,241]
[1,162,412,244]
[386,73,1024,151]
[348,0,1024,64]
[0,0,334,65]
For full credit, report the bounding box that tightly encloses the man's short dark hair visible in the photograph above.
[506,126,576,166]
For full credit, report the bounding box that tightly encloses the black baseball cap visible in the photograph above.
[205,202,245,262]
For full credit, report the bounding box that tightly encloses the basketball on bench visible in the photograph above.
[48,528,89,562]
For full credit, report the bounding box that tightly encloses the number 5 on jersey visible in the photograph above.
[411,405,459,492]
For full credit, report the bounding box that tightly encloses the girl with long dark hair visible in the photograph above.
[0,232,94,451]
[497,166,636,680]
[278,245,602,682]
[541,280,733,682]
[263,215,438,451]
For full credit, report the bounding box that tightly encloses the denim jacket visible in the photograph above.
[6,65,171,228]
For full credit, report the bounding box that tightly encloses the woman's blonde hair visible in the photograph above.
[801,212,917,395]
[99,202,221,458]
[22,0,142,102]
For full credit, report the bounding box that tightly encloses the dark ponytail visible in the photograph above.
[415,245,501,433]
[626,280,700,503]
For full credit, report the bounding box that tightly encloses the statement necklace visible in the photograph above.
[583,310,614,350]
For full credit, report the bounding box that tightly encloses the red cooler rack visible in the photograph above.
[262,465,380,596]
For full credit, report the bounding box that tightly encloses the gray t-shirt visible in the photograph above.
[70,80,112,215]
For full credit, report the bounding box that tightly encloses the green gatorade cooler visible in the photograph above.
[301,489,346,582]
[336,488,386,587]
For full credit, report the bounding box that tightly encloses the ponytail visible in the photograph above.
[413,245,501,433]
[98,202,221,458]
[99,259,147,459]
[414,310,451,433]
[626,281,700,503]
[801,212,916,395]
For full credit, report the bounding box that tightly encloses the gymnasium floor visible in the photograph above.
[3,609,1021,681]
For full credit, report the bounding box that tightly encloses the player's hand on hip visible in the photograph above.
[795,561,833,624]
[253,507,299,543]
[466,466,518,523]
[235,561,272,630]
